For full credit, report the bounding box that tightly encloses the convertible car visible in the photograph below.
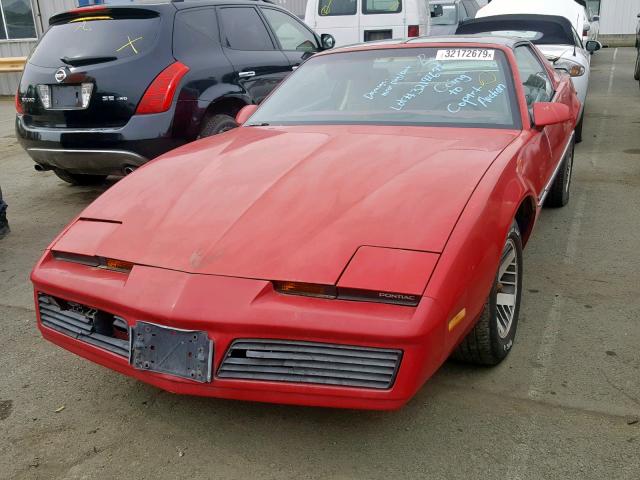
[32,37,579,410]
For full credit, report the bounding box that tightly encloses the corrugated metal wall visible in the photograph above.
[271,0,308,18]
[34,0,77,33]
[599,0,640,35]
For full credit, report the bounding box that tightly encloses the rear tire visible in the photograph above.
[451,221,523,366]
[544,138,574,208]
[634,50,640,81]
[198,114,238,138]
[54,169,107,186]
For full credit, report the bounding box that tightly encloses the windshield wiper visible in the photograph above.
[247,122,270,127]
[60,55,118,67]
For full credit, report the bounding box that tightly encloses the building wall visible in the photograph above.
[599,0,640,35]
[0,0,75,94]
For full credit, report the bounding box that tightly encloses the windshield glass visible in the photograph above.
[248,48,519,129]
[431,4,458,25]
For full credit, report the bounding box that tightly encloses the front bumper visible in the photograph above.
[32,253,447,410]
[15,110,184,176]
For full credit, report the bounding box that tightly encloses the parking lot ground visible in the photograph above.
[1,47,639,480]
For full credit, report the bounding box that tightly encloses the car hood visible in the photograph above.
[55,125,518,284]
[537,44,577,62]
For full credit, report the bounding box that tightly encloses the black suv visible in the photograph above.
[16,0,333,185]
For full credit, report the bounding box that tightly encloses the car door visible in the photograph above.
[217,6,291,104]
[514,44,563,196]
[259,7,321,69]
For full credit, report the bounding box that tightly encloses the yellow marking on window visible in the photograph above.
[320,0,333,15]
[116,35,143,55]
[448,308,466,332]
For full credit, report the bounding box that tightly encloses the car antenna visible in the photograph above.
[574,15,578,56]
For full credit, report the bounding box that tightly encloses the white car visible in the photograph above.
[304,0,430,47]
[457,14,602,142]
[476,0,592,45]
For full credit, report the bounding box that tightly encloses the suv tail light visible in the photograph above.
[15,89,23,114]
[408,25,419,38]
[136,62,189,115]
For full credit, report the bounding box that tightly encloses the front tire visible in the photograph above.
[634,50,640,81]
[451,221,523,366]
[54,169,107,186]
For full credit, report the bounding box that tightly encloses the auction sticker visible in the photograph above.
[436,49,495,60]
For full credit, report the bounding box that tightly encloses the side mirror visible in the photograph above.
[532,102,572,128]
[321,33,335,50]
[430,4,443,17]
[585,40,602,53]
[591,15,599,21]
[236,104,258,125]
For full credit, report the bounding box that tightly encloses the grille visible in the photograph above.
[38,294,129,358]
[218,339,402,389]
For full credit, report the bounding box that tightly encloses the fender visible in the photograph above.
[423,131,538,358]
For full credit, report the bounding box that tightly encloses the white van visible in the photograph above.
[304,0,430,47]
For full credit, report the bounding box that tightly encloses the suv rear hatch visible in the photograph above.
[20,5,175,129]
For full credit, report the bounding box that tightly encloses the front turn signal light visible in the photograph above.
[273,281,337,299]
[52,251,134,274]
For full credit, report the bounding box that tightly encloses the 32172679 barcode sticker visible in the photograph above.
[436,49,495,61]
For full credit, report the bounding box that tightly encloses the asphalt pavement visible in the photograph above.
[0,47,639,480]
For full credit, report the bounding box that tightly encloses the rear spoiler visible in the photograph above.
[50,6,161,26]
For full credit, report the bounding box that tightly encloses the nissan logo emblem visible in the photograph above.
[55,68,67,83]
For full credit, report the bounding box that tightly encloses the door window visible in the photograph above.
[318,0,357,16]
[219,7,274,51]
[174,8,219,62]
[363,0,402,15]
[514,46,554,108]
[261,8,318,52]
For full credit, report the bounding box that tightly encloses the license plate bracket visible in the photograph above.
[51,85,84,109]
[130,322,213,383]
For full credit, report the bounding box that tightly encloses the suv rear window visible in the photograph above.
[318,0,357,16]
[29,12,161,68]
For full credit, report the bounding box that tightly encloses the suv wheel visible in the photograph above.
[54,169,107,186]
[199,114,238,138]
[634,50,640,82]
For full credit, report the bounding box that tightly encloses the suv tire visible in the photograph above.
[199,114,238,138]
[54,169,107,186]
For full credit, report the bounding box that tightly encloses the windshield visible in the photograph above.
[248,48,519,129]
[431,4,458,25]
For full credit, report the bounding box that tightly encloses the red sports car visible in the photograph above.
[32,36,579,410]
